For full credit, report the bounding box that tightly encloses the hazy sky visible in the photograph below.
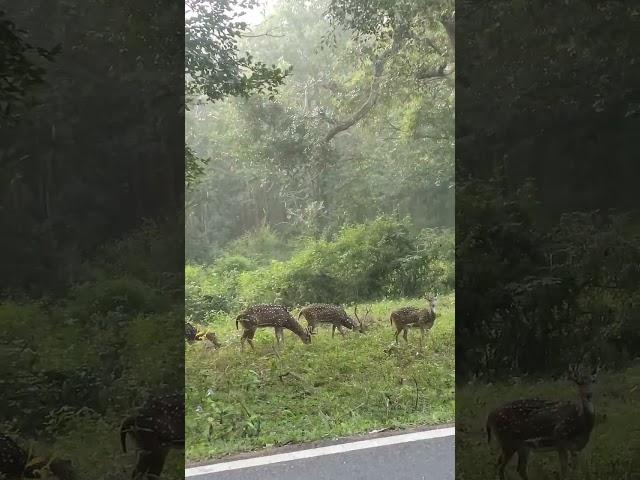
[234,0,278,26]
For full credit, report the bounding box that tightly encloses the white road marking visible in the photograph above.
[185,426,455,477]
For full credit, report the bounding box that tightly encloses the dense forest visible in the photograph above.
[1,2,183,479]
[456,2,640,479]
[185,0,455,462]
[186,0,454,265]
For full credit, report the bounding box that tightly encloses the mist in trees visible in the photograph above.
[185,0,454,266]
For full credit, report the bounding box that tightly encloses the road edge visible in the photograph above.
[185,423,455,475]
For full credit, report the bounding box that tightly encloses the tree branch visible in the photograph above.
[323,26,407,143]
[240,31,285,38]
[415,63,454,81]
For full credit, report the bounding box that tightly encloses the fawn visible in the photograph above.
[235,304,311,351]
[298,304,365,337]
[390,297,437,344]
[486,364,599,480]
[120,393,184,479]
[0,433,75,479]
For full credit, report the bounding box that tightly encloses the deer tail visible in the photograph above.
[120,416,135,453]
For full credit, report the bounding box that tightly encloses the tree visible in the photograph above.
[185,0,291,185]
[0,11,59,126]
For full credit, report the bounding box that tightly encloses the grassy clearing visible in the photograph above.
[185,294,455,461]
[457,365,640,480]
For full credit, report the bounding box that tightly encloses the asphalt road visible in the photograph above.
[186,427,454,480]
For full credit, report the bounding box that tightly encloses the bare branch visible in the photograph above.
[241,31,286,38]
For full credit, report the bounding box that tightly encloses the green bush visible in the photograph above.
[67,277,165,317]
[233,217,454,306]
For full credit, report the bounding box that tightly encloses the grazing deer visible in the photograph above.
[185,322,197,342]
[235,304,311,351]
[390,297,437,344]
[298,304,365,338]
[486,364,599,480]
[0,433,75,479]
[120,393,184,479]
[198,331,221,349]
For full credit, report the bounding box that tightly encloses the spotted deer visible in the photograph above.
[486,364,599,480]
[298,304,364,338]
[185,322,197,342]
[0,433,75,479]
[390,297,437,344]
[120,393,184,479]
[197,331,221,349]
[235,304,311,351]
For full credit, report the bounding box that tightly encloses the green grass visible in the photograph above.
[185,294,455,461]
[457,365,640,480]
[1,416,183,480]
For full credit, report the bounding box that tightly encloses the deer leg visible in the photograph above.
[275,327,284,346]
[241,329,256,352]
[132,447,168,479]
[498,447,516,480]
[403,327,409,342]
[240,330,247,351]
[394,327,401,343]
[569,451,577,469]
[332,325,336,338]
[516,447,530,480]
[558,449,568,479]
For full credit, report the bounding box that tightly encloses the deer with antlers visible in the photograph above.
[235,304,311,351]
[120,393,184,479]
[297,304,366,338]
[0,434,76,480]
[390,296,437,344]
[486,363,599,480]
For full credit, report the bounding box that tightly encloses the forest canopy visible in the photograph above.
[185,0,454,264]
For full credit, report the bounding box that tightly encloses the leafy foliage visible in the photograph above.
[185,0,290,103]
[0,11,59,126]
[187,217,453,320]
[456,175,640,379]
[186,0,454,261]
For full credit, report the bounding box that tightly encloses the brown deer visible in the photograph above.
[198,331,221,349]
[0,433,75,479]
[235,304,311,351]
[185,322,197,342]
[486,364,599,480]
[120,393,184,479]
[390,297,437,344]
[297,304,365,338]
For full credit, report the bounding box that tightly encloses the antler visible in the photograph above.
[568,363,580,382]
[353,305,364,331]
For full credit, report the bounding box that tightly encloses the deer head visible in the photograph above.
[301,327,312,344]
[426,295,438,313]
[568,363,599,404]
